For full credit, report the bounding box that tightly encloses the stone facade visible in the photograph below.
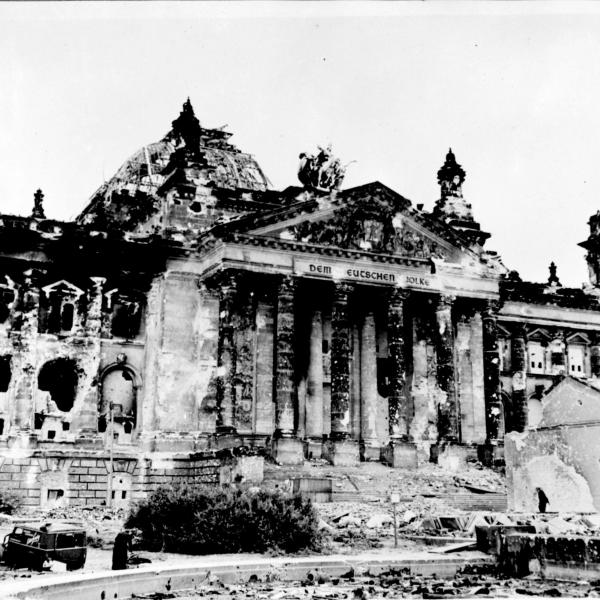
[2,100,600,505]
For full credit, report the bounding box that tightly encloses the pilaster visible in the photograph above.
[435,294,459,442]
[78,277,106,436]
[482,301,502,443]
[360,311,379,460]
[510,324,528,433]
[305,308,324,457]
[216,271,238,435]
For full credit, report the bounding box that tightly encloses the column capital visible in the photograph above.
[511,322,528,339]
[389,287,410,305]
[483,298,503,317]
[436,293,456,309]
[277,274,297,293]
[333,280,354,301]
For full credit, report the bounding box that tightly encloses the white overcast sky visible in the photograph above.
[1,2,600,286]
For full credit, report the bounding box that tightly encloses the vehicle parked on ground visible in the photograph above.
[1,523,87,571]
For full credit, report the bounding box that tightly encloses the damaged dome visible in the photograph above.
[77,99,270,233]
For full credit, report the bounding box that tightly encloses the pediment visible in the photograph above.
[42,280,85,298]
[246,182,473,264]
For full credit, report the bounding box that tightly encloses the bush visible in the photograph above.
[0,490,22,515]
[126,485,322,555]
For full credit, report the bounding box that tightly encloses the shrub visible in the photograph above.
[0,490,22,515]
[126,485,322,555]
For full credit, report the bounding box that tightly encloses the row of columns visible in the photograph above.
[215,270,503,464]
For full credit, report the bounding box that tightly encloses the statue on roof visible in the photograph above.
[32,189,46,219]
[171,98,202,160]
[437,148,466,199]
[548,261,562,287]
[298,145,346,192]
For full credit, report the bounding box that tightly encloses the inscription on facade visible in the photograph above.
[298,260,434,290]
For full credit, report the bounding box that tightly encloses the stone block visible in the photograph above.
[323,439,360,466]
[271,436,304,465]
[360,443,381,462]
[437,443,468,472]
[303,438,323,460]
[220,455,264,485]
[381,441,418,468]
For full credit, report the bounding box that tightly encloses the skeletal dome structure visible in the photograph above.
[78,99,270,236]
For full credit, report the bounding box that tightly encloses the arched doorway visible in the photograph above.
[98,361,141,442]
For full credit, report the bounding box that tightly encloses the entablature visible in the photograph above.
[169,239,500,300]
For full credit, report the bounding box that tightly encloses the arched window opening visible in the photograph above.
[100,368,136,433]
[38,358,78,413]
[0,355,11,393]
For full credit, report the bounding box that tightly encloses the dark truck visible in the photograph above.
[2,523,87,571]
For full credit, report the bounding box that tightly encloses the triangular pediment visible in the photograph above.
[243,182,476,264]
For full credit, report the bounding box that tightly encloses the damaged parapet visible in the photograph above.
[505,376,600,513]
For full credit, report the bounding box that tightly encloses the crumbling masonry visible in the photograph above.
[3,100,600,506]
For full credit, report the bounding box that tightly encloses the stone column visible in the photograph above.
[382,288,417,467]
[510,324,528,433]
[305,308,324,458]
[482,301,502,443]
[272,275,303,464]
[324,282,359,466]
[436,294,459,442]
[360,311,379,460]
[216,272,237,435]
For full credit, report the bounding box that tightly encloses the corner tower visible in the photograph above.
[432,149,490,247]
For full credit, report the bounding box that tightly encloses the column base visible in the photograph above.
[323,438,360,466]
[271,436,304,465]
[381,440,418,469]
[433,442,468,472]
[477,442,504,467]
[304,438,323,460]
[214,431,240,451]
[360,441,381,462]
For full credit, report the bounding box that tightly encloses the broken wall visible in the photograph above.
[505,427,600,513]
[144,271,219,442]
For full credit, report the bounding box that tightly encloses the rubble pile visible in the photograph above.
[128,564,597,599]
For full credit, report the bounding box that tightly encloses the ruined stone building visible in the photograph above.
[2,99,600,506]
